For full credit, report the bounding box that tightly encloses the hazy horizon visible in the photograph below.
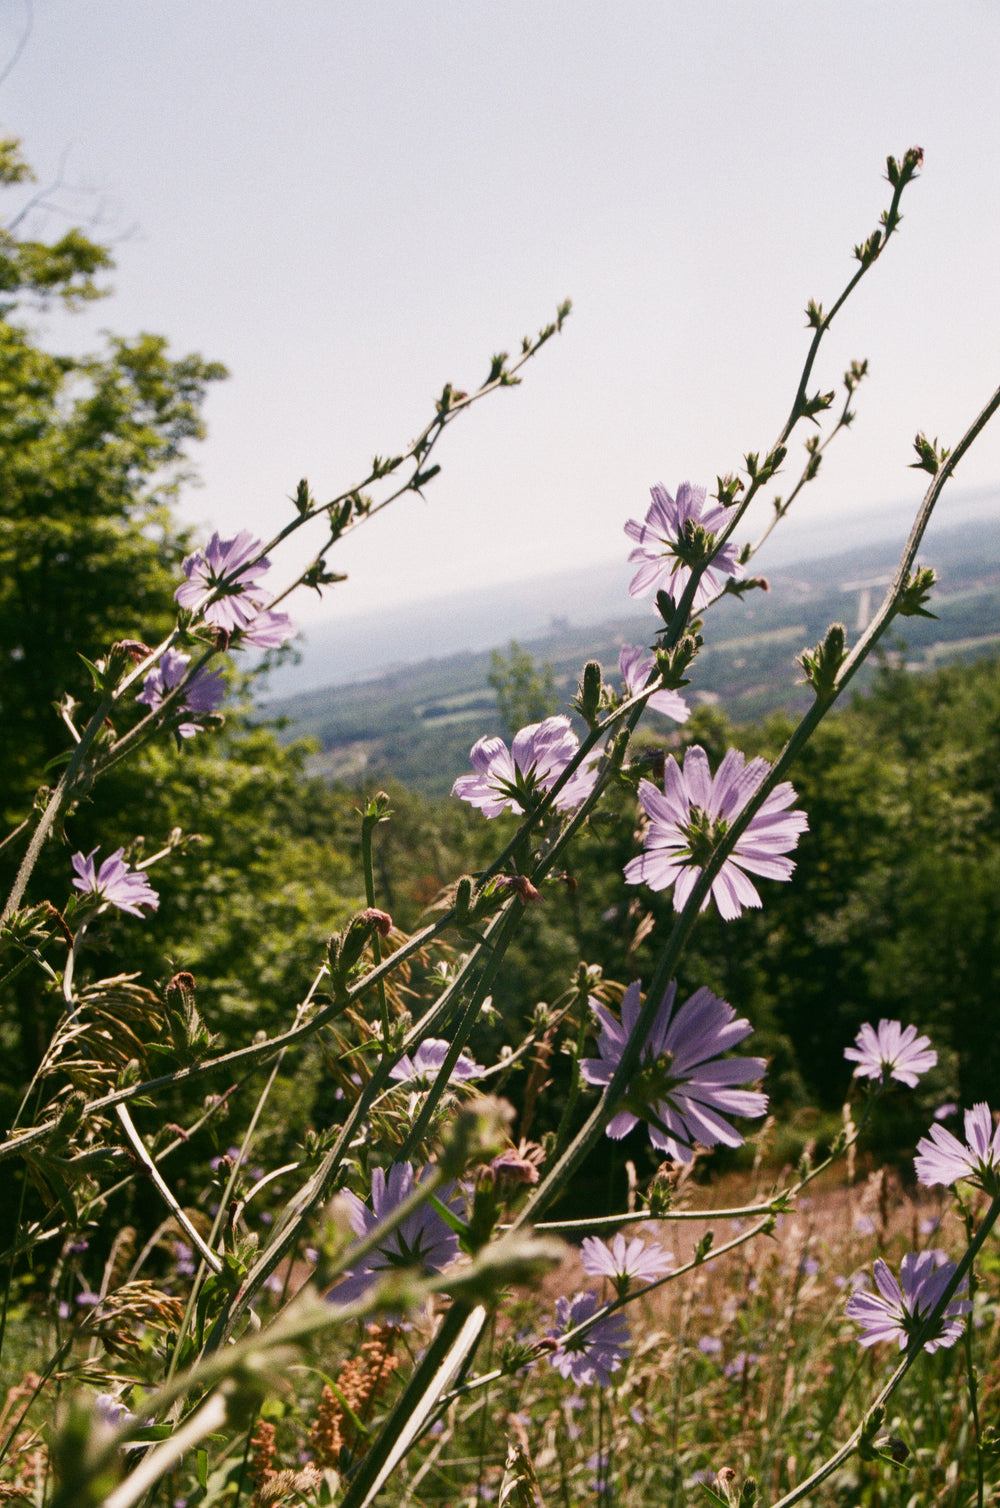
[262,482,999,697]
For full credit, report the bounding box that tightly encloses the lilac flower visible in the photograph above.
[579,979,767,1163]
[724,1350,761,1379]
[586,1452,611,1494]
[94,1393,137,1431]
[389,1038,485,1087]
[71,848,159,918]
[623,745,808,921]
[846,1251,971,1353]
[844,1020,937,1088]
[238,606,295,649]
[327,1162,462,1307]
[93,1392,145,1453]
[580,1231,673,1295]
[915,1103,1000,1196]
[624,481,741,611]
[619,645,690,723]
[548,1290,629,1386]
[137,649,225,737]
[452,714,599,817]
[175,530,275,632]
[172,1242,197,1278]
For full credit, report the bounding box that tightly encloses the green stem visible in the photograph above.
[1,687,115,924]
[962,1209,985,1508]
[399,904,521,1161]
[360,807,390,1044]
[769,1188,1000,1508]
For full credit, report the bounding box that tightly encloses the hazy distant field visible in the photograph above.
[263,516,1000,795]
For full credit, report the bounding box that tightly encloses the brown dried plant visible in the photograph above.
[309,1326,400,1469]
[74,1280,185,1361]
[0,1374,47,1503]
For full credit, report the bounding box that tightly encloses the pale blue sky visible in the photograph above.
[3,1,999,626]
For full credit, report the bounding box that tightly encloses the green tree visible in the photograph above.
[0,140,227,827]
[487,639,558,736]
[0,139,368,1105]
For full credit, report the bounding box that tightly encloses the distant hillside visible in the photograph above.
[260,485,1000,696]
[262,514,1000,796]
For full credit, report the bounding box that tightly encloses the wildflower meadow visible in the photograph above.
[2,141,1000,1508]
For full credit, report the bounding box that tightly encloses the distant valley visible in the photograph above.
[262,508,1000,797]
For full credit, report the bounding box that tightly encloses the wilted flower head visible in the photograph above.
[452,714,599,817]
[175,530,274,632]
[71,848,159,918]
[389,1038,485,1087]
[137,648,225,736]
[844,1020,937,1088]
[579,979,767,1163]
[327,1162,462,1307]
[548,1290,629,1386]
[846,1251,970,1353]
[624,745,807,920]
[915,1103,1000,1196]
[624,482,741,611]
[619,645,690,723]
[580,1231,673,1296]
[490,1139,544,1188]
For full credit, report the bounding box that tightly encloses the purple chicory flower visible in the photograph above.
[623,746,808,921]
[579,979,767,1163]
[844,1020,937,1088]
[580,1231,673,1295]
[172,1241,197,1278]
[619,645,690,723]
[624,481,742,611]
[136,649,225,737]
[94,1392,137,1430]
[914,1103,1000,1196]
[389,1038,485,1087]
[237,606,295,649]
[586,1452,611,1494]
[71,848,159,918]
[452,714,599,817]
[175,530,275,633]
[723,1350,761,1379]
[326,1162,462,1307]
[846,1251,971,1353]
[548,1290,629,1386]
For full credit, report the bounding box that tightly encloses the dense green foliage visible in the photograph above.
[0,132,996,1507]
[315,652,999,1191]
[0,124,994,1178]
[0,139,361,1120]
